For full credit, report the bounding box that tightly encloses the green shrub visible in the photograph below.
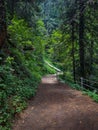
[0,17,45,130]
[83,90,98,102]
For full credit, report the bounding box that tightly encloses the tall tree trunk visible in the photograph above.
[0,0,6,48]
[10,0,15,19]
[89,39,94,74]
[79,0,85,78]
[71,22,76,82]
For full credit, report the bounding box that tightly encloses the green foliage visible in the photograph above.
[8,16,33,47]
[46,30,62,63]
[43,62,56,74]
[0,17,47,130]
[0,58,39,129]
[59,75,98,103]
[11,96,27,113]
[3,0,98,129]
[43,58,56,74]
[83,90,98,103]
[44,0,98,86]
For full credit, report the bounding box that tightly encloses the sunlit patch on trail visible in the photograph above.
[42,75,58,84]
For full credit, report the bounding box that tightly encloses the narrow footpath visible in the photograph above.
[13,75,98,130]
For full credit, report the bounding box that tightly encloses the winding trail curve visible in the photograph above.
[13,75,98,130]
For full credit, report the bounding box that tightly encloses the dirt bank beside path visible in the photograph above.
[13,75,98,130]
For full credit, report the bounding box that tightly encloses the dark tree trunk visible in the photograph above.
[10,0,15,19]
[0,0,6,48]
[79,0,85,78]
[71,22,76,82]
[90,40,94,74]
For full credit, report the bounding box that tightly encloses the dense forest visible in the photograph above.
[0,0,98,129]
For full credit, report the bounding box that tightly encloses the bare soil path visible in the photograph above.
[13,75,98,130]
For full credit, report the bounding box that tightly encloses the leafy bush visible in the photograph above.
[0,17,46,130]
[0,59,38,129]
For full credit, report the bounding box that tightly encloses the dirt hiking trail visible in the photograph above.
[13,75,98,130]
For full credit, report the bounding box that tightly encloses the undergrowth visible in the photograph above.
[43,62,56,74]
[59,74,98,103]
[0,17,46,130]
[82,90,98,102]
[0,55,41,130]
